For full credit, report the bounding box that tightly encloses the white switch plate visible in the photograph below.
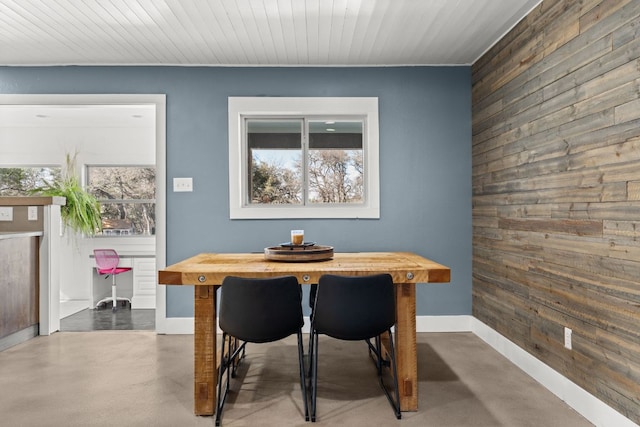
[0,206,13,221]
[564,327,572,350]
[28,206,38,221]
[173,177,193,192]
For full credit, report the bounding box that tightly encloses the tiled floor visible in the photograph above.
[59,306,155,331]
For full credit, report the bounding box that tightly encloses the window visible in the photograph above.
[0,166,60,196]
[86,166,156,236]
[229,97,379,219]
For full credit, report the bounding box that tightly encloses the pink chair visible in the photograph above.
[94,249,132,311]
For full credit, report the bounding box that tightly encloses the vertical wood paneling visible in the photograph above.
[0,236,39,339]
[472,0,640,423]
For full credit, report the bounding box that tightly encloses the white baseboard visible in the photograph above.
[162,314,471,334]
[131,295,156,309]
[159,314,637,427]
[468,316,637,427]
[416,314,473,332]
[164,317,315,335]
[160,316,196,334]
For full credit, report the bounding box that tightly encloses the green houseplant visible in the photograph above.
[35,152,102,236]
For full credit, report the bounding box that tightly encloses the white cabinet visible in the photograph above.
[131,257,156,309]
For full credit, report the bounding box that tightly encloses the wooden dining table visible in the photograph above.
[158,251,450,416]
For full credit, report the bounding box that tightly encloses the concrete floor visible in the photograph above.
[0,332,592,427]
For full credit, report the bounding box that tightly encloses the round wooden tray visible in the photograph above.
[264,244,334,262]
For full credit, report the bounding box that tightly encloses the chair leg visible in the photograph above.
[230,337,246,378]
[216,334,249,426]
[216,333,231,426]
[231,337,239,377]
[374,336,383,373]
[378,329,401,419]
[366,337,384,374]
[366,335,382,365]
[307,330,314,378]
[312,332,400,421]
[297,330,309,421]
[98,274,131,311]
[111,281,118,312]
[310,331,319,422]
[389,334,401,420]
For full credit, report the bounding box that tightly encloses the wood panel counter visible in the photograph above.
[0,232,42,351]
[159,251,450,416]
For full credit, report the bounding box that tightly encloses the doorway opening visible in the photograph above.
[0,94,167,333]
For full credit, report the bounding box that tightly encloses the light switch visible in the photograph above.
[173,177,193,192]
[0,206,13,221]
[28,206,38,221]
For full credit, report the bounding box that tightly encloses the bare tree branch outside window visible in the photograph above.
[87,166,156,235]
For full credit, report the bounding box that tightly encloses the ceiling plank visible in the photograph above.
[0,0,542,66]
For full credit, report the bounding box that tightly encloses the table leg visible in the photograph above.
[395,282,418,411]
[194,285,217,415]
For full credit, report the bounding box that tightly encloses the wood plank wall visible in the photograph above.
[471,0,640,423]
[0,236,39,339]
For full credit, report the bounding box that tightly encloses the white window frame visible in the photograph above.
[228,97,380,219]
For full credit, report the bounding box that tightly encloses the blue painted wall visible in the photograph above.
[0,66,471,317]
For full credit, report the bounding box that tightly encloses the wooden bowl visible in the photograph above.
[264,244,334,262]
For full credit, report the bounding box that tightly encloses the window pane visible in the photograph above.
[87,166,155,200]
[247,119,303,205]
[308,120,364,204]
[87,166,156,236]
[0,167,60,196]
[99,202,155,236]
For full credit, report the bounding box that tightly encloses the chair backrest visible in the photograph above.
[313,274,395,341]
[219,275,304,343]
[94,249,121,271]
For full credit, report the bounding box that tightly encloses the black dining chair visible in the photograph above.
[309,273,401,421]
[216,275,309,426]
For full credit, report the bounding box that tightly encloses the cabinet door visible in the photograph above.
[132,257,156,309]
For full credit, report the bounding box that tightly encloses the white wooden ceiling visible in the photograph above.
[0,104,156,128]
[0,0,541,66]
